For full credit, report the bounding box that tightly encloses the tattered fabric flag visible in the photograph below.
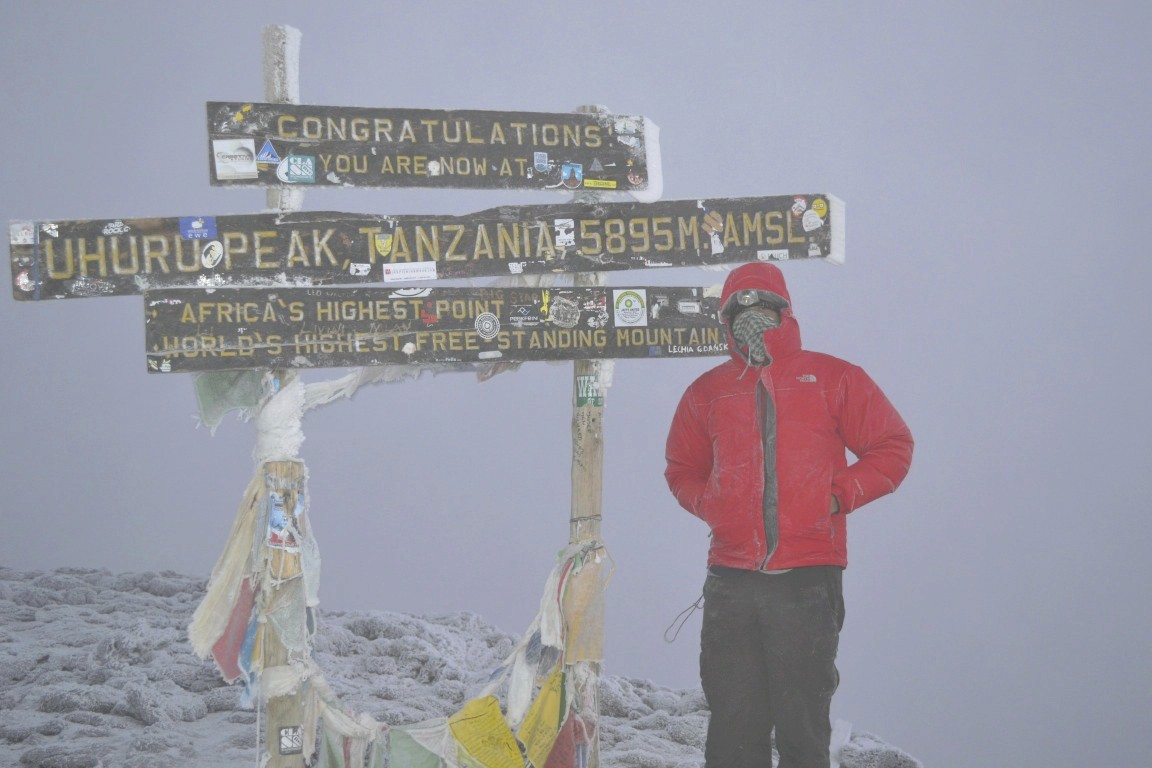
[391,726,445,768]
[398,718,461,768]
[194,369,264,433]
[448,696,524,768]
[560,549,608,662]
[210,576,255,683]
[516,666,566,768]
[543,713,595,768]
[316,723,354,768]
[367,734,389,768]
[188,472,264,659]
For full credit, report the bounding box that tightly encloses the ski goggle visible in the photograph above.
[722,289,789,322]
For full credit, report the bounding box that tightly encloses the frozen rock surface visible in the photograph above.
[0,567,921,767]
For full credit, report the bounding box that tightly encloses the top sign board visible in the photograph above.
[207,102,652,192]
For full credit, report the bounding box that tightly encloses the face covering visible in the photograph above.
[732,309,780,366]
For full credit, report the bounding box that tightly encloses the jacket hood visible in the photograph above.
[720,263,802,366]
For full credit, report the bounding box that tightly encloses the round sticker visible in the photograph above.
[201,241,224,269]
[475,312,501,340]
[14,269,34,292]
[615,290,646,324]
[811,198,828,218]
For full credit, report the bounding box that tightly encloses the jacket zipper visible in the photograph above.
[757,375,779,570]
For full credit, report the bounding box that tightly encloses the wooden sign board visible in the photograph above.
[11,195,842,301]
[207,102,652,192]
[144,285,729,373]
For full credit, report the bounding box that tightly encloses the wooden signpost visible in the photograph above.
[10,25,847,768]
[207,101,652,191]
[10,194,842,301]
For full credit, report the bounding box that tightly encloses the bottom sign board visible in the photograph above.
[144,285,729,373]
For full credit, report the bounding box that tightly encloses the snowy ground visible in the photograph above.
[0,567,921,768]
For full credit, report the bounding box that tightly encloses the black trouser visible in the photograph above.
[700,565,845,768]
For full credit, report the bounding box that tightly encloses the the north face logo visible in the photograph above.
[797,374,817,383]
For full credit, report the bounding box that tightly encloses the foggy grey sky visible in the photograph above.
[2,2,1150,767]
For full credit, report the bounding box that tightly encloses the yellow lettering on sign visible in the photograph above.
[287,230,310,268]
[253,231,278,269]
[373,118,393,142]
[110,238,139,274]
[535,222,556,261]
[312,229,337,267]
[788,212,806,244]
[415,226,439,262]
[473,225,494,260]
[276,115,298,138]
[78,238,108,277]
[223,232,248,267]
[390,228,412,262]
[143,235,171,274]
[358,226,383,262]
[174,239,199,273]
[443,224,466,261]
[496,223,522,260]
[678,216,700,251]
[765,211,785,244]
[742,212,764,245]
[723,213,741,247]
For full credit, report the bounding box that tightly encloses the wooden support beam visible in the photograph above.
[259,24,307,768]
[566,103,618,768]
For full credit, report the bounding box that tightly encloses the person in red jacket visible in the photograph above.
[665,262,913,768]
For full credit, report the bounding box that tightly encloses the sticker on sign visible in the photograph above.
[383,261,438,282]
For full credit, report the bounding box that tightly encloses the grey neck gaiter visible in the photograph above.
[732,310,780,366]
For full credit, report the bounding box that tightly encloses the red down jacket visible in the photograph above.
[664,263,913,570]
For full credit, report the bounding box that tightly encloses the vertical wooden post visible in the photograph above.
[262,454,308,768]
[260,25,307,768]
[263,24,303,214]
[568,104,612,768]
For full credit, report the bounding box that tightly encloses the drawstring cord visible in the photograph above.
[663,592,705,643]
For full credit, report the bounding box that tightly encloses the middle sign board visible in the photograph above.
[144,285,730,373]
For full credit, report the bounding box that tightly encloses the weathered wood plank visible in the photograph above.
[11,194,841,300]
[207,102,652,192]
[143,285,728,373]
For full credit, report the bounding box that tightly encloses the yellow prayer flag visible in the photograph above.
[516,667,565,767]
[449,696,524,768]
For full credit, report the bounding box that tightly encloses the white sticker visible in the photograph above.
[613,289,648,327]
[201,241,224,269]
[802,209,824,232]
[554,218,576,247]
[474,313,500,340]
[349,263,371,276]
[212,138,258,180]
[758,249,790,261]
[9,222,34,245]
[382,261,438,283]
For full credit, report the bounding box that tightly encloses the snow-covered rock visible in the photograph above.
[0,567,921,767]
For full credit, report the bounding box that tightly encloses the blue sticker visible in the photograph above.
[256,139,281,164]
[561,162,583,189]
[180,216,217,240]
